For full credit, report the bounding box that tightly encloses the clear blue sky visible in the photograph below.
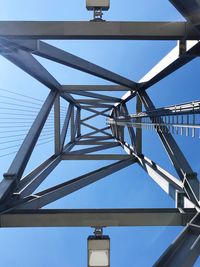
[0,1,200,266]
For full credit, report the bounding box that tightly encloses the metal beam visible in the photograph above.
[2,39,136,88]
[118,106,125,142]
[119,41,200,105]
[69,142,119,155]
[117,100,200,118]
[54,95,61,155]
[81,135,113,139]
[121,104,137,151]
[15,159,135,209]
[138,154,183,200]
[81,108,110,122]
[0,91,57,203]
[110,108,118,139]
[109,119,200,137]
[169,0,200,32]
[70,106,75,142]
[14,143,75,199]
[0,47,61,91]
[115,139,184,201]
[60,104,73,150]
[61,154,132,160]
[0,42,78,106]
[81,122,109,133]
[153,213,200,267]
[136,95,142,155]
[0,209,196,227]
[16,156,61,198]
[138,90,200,205]
[32,41,136,88]
[77,99,118,104]
[62,140,78,153]
[139,41,200,92]
[0,21,199,40]
[66,90,121,102]
[138,91,193,176]
[62,85,130,91]
[81,123,111,137]
[115,137,197,209]
[76,108,81,137]
[81,130,112,138]
[17,155,60,191]
[75,141,118,145]
[81,106,111,117]
[80,104,114,109]
[113,108,120,140]
[80,136,113,141]
[74,107,79,137]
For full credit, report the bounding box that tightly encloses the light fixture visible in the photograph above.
[88,228,110,267]
[86,0,110,21]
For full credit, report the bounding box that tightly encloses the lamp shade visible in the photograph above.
[86,0,110,10]
[88,236,110,267]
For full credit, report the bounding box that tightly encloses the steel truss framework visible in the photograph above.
[0,0,200,266]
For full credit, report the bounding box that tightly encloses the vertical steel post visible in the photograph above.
[77,108,81,137]
[54,95,61,155]
[116,105,124,142]
[71,106,75,142]
[60,104,73,151]
[136,94,142,155]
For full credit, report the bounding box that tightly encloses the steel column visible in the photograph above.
[60,104,73,150]
[136,94,142,155]
[54,95,61,155]
[121,104,137,151]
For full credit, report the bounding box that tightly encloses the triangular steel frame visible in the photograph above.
[0,1,200,266]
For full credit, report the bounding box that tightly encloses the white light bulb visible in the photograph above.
[89,250,109,266]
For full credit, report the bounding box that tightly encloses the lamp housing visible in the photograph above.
[86,0,110,11]
[88,235,110,267]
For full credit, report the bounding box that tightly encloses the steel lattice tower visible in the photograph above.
[0,0,200,266]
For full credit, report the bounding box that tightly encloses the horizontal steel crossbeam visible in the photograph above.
[0,21,199,40]
[0,209,196,227]
[61,154,132,160]
[62,85,130,91]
